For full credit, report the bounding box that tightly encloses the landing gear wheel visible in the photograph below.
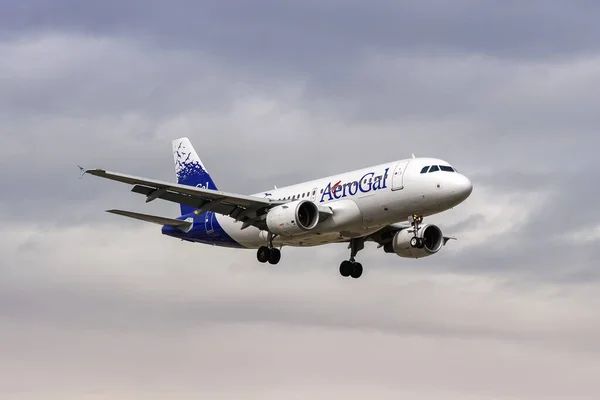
[340,260,353,277]
[350,262,363,279]
[257,246,270,263]
[416,238,424,248]
[268,248,281,265]
[410,237,419,248]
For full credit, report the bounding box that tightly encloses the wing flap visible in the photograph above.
[130,185,239,215]
[131,185,207,209]
[106,209,192,228]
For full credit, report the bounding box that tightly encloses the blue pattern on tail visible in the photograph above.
[173,138,218,215]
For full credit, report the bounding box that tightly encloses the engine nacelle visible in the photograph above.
[384,224,444,258]
[266,200,320,236]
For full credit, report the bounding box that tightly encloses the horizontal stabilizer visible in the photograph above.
[106,209,192,229]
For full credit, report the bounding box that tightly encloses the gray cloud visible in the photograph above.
[3,0,600,64]
[2,226,600,398]
[1,2,600,398]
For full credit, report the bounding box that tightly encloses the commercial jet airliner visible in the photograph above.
[82,137,472,279]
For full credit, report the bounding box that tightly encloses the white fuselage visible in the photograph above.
[216,157,473,248]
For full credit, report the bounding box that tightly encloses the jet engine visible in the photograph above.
[384,224,444,258]
[266,200,320,236]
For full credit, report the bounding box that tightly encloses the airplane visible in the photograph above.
[81,137,473,279]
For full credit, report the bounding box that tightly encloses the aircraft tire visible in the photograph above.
[339,260,353,277]
[268,248,281,265]
[350,262,363,279]
[257,246,270,263]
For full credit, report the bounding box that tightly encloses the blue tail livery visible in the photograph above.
[172,137,218,215]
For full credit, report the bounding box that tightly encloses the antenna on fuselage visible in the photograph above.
[412,153,416,158]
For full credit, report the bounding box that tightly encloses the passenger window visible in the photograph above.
[429,165,439,173]
[440,166,454,172]
[420,166,429,174]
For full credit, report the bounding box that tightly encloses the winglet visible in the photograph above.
[77,165,86,179]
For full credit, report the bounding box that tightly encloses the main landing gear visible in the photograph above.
[409,214,424,249]
[339,238,365,279]
[257,233,281,265]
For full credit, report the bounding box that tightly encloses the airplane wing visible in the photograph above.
[83,168,324,230]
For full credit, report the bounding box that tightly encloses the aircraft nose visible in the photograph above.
[455,174,473,200]
[446,173,472,203]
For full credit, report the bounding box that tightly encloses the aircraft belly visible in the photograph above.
[215,214,265,249]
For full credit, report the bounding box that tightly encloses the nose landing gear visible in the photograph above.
[409,214,424,249]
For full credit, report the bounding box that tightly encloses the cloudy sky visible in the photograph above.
[2,1,600,398]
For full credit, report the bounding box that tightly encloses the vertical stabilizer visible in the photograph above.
[172,137,218,215]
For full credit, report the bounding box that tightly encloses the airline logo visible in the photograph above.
[320,168,389,203]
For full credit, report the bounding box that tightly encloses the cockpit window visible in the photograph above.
[420,166,429,174]
[439,165,454,172]
[429,165,439,173]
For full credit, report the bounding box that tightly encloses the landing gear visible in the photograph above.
[409,214,424,249]
[339,238,365,279]
[257,233,282,265]
[257,246,282,264]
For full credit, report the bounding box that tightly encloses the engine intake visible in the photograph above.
[384,224,444,258]
[266,200,320,236]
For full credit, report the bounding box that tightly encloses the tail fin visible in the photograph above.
[172,137,218,215]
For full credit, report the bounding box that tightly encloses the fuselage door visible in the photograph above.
[391,161,410,191]
[310,187,318,202]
